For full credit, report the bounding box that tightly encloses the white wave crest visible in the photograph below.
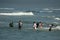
[42,8,60,11]
[52,9,60,10]
[43,8,50,10]
[54,18,60,20]
[0,8,14,10]
[41,16,55,18]
[0,12,34,16]
[40,11,53,12]
[56,26,60,29]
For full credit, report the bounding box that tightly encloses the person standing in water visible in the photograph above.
[39,21,43,29]
[18,20,23,29]
[9,21,13,27]
[49,24,54,31]
[33,21,37,30]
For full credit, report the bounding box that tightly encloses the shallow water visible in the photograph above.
[0,27,60,40]
[0,10,60,40]
[0,0,60,40]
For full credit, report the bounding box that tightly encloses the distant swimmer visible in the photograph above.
[33,21,37,30]
[18,20,23,29]
[9,21,13,27]
[49,24,54,31]
[39,21,43,28]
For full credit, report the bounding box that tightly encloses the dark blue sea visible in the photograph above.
[0,0,60,40]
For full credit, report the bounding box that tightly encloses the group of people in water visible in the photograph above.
[9,20,56,31]
[33,21,43,30]
[33,21,57,31]
[9,20,23,30]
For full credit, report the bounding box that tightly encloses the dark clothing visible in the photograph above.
[49,24,54,31]
[18,22,22,29]
[9,22,13,27]
[18,23,21,29]
[19,26,22,29]
[36,23,39,28]
[49,27,51,31]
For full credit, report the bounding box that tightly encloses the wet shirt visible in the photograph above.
[19,22,23,26]
[33,23,37,27]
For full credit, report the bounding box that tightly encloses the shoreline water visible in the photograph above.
[0,11,60,40]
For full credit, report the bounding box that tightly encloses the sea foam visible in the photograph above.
[55,18,60,20]
[0,12,34,16]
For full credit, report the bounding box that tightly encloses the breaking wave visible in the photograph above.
[54,18,60,20]
[42,8,60,11]
[0,12,34,16]
[40,11,53,12]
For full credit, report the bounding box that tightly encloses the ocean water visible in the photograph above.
[0,27,60,40]
[0,0,60,40]
[0,10,60,40]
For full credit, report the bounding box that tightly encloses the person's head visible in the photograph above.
[39,21,42,23]
[19,20,22,22]
[51,24,54,26]
[33,21,36,23]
